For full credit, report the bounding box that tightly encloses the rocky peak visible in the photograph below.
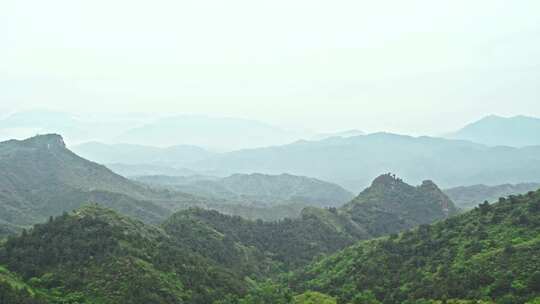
[21,134,66,150]
[370,173,404,189]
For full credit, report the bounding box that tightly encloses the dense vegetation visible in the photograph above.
[0,266,47,304]
[291,189,540,303]
[0,206,246,304]
[342,174,458,237]
[163,174,456,269]
[163,208,358,270]
[1,134,538,304]
[0,181,539,303]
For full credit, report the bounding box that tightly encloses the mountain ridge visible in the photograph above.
[448,114,540,147]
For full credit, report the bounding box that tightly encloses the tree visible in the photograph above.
[351,291,381,304]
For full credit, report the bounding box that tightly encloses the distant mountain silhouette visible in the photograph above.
[115,114,310,150]
[72,141,215,168]
[188,132,540,192]
[312,129,365,140]
[448,115,540,147]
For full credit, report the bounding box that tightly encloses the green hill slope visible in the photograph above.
[292,189,540,303]
[0,134,215,236]
[165,174,457,269]
[342,173,458,236]
[0,205,246,304]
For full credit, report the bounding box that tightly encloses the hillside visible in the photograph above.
[187,132,540,192]
[341,173,458,236]
[163,207,361,269]
[445,182,540,209]
[0,205,246,304]
[448,115,540,147]
[291,189,540,303]
[0,134,211,236]
[165,174,457,268]
[138,173,354,208]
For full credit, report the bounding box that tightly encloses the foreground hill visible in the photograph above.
[0,134,211,235]
[445,182,540,209]
[188,132,540,191]
[137,173,354,208]
[448,115,540,147]
[292,189,540,303]
[0,205,246,304]
[166,174,457,268]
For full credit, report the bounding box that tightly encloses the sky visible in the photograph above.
[1,0,539,135]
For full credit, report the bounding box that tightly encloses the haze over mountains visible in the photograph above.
[189,132,540,191]
[0,132,539,303]
[448,115,540,147]
[135,173,354,208]
[0,134,357,235]
[0,111,312,151]
[72,141,216,168]
[4,1,540,301]
[42,112,539,193]
[444,182,540,210]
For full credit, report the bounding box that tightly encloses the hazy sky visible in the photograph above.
[1,0,539,134]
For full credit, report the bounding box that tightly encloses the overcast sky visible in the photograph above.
[1,0,539,134]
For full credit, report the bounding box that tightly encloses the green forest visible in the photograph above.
[0,136,539,303]
[1,189,539,303]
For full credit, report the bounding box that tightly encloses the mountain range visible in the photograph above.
[291,188,540,304]
[114,115,309,151]
[187,132,540,191]
[0,168,461,302]
[0,134,220,235]
[72,141,215,168]
[448,115,540,147]
[1,172,538,303]
[135,173,354,208]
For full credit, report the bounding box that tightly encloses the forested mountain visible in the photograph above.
[187,132,540,192]
[137,173,354,208]
[0,174,537,304]
[445,182,540,209]
[291,189,540,304]
[163,207,360,269]
[0,205,247,304]
[448,115,540,147]
[341,174,458,236]
[164,174,457,268]
[72,141,215,168]
[0,134,212,236]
